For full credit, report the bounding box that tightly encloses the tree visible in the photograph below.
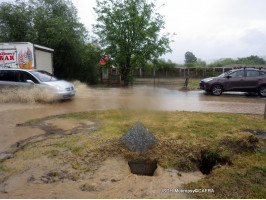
[0,2,34,42]
[29,0,91,79]
[197,58,207,67]
[93,0,171,86]
[236,55,265,65]
[0,0,101,84]
[208,58,235,67]
[208,55,265,67]
[184,51,197,64]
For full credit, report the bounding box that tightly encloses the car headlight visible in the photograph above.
[55,86,63,91]
[204,78,213,82]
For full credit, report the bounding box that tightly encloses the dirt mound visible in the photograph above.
[219,135,259,154]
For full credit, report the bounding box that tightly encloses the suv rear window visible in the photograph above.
[246,70,260,77]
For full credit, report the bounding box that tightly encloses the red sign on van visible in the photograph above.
[0,52,15,61]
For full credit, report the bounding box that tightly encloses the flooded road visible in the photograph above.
[0,83,265,198]
[0,83,265,153]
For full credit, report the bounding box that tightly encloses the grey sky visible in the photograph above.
[72,0,266,63]
[2,0,265,63]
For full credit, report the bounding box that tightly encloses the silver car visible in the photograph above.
[0,68,75,100]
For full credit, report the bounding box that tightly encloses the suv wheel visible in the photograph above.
[258,86,266,97]
[211,85,223,96]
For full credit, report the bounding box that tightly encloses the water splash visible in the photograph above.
[0,87,56,103]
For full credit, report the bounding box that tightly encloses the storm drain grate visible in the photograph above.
[128,161,157,176]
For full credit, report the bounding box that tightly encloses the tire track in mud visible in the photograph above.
[0,116,98,162]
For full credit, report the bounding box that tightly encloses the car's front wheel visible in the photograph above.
[258,85,266,97]
[211,84,223,96]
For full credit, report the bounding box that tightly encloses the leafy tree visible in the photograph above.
[79,43,102,84]
[93,0,171,86]
[185,63,195,68]
[208,55,265,67]
[184,51,197,64]
[197,58,207,67]
[29,0,90,79]
[152,59,176,70]
[0,0,101,83]
[236,55,265,65]
[0,2,34,42]
[208,58,235,67]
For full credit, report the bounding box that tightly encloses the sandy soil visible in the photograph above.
[0,157,204,199]
[0,117,204,199]
[0,82,264,199]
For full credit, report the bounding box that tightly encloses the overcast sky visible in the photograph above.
[71,0,266,64]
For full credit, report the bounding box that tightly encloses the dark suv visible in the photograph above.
[199,67,266,96]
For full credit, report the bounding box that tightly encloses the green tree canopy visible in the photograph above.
[196,58,207,67]
[208,58,236,67]
[0,0,101,84]
[208,55,265,67]
[236,55,265,65]
[0,1,34,42]
[184,51,197,64]
[93,0,171,86]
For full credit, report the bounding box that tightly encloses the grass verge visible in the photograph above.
[1,110,265,198]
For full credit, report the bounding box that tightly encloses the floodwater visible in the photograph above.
[0,82,265,153]
[0,82,265,198]
[1,157,204,198]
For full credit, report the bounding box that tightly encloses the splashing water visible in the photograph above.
[0,81,91,104]
[0,87,57,103]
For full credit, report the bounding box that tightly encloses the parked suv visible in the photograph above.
[199,67,266,96]
[0,68,76,100]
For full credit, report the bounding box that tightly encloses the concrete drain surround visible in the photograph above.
[128,161,157,176]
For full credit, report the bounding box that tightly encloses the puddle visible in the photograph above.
[45,118,95,132]
[0,117,97,162]
[242,130,266,151]
[0,158,204,199]
[243,129,266,139]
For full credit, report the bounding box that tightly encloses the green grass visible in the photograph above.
[76,111,263,139]
[188,79,200,89]
[0,164,9,172]
[60,110,266,198]
[1,110,266,198]
[185,151,266,199]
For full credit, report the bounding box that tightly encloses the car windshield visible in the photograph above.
[217,70,233,77]
[30,70,57,82]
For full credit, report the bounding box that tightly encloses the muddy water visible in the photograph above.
[0,82,265,198]
[0,82,265,153]
[1,158,204,199]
